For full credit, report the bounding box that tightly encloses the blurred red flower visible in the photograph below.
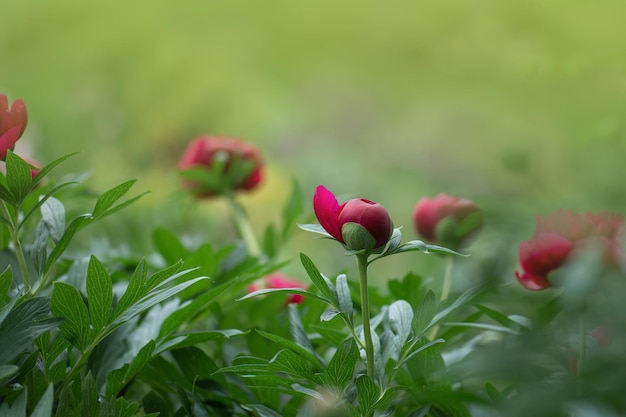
[248,273,307,304]
[313,185,393,252]
[413,193,482,249]
[516,210,624,290]
[178,136,263,197]
[0,94,28,160]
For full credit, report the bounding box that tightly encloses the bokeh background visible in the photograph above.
[2,0,625,284]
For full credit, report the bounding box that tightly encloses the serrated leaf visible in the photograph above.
[325,338,359,388]
[92,179,137,219]
[5,151,33,207]
[86,256,112,331]
[356,374,380,415]
[40,196,66,242]
[300,253,337,304]
[51,282,92,351]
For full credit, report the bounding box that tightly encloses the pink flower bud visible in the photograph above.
[313,185,393,252]
[0,94,28,160]
[413,193,482,249]
[178,136,263,198]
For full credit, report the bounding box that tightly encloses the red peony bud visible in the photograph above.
[515,210,624,290]
[0,94,28,160]
[178,136,263,198]
[413,193,482,249]
[313,185,393,252]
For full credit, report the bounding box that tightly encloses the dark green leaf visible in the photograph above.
[19,181,77,230]
[325,338,359,388]
[113,259,148,317]
[51,282,92,351]
[269,349,316,381]
[81,372,100,417]
[30,383,53,417]
[86,256,113,331]
[241,404,283,417]
[0,266,12,302]
[0,364,18,381]
[106,340,155,396]
[356,374,380,415]
[45,214,92,274]
[288,303,318,359]
[5,151,33,207]
[336,274,353,319]
[256,329,324,369]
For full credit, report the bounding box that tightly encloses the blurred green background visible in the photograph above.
[2,0,625,283]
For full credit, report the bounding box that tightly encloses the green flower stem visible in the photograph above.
[427,256,454,340]
[357,253,375,380]
[0,201,31,293]
[440,256,454,302]
[225,194,261,258]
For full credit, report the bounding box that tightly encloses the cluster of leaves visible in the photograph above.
[2,151,626,417]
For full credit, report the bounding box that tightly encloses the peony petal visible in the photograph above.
[515,271,551,290]
[313,185,343,242]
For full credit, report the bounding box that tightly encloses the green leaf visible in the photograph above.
[413,290,438,335]
[474,303,530,333]
[31,152,79,186]
[428,286,483,330]
[86,256,113,331]
[269,349,316,381]
[441,322,521,335]
[397,338,445,369]
[0,364,18,381]
[300,253,337,304]
[44,214,93,274]
[0,183,14,206]
[81,372,100,417]
[153,226,189,266]
[238,287,331,305]
[113,259,148,317]
[256,329,324,369]
[297,223,333,238]
[389,300,413,345]
[40,196,66,242]
[106,340,155,396]
[92,179,137,219]
[356,374,380,416]
[5,151,33,207]
[19,181,77,230]
[325,338,359,388]
[288,303,318,359]
[335,274,353,319]
[0,297,63,364]
[0,266,12,302]
[30,383,53,417]
[241,404,283,417]
[51,282,92,351]
[390,239,468,257]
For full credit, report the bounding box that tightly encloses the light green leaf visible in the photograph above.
[336,274,353,319]
[86,256,113,331]
[153,227,189,266]
[269,349,316,381]
[414,290,438,335]
[297,223,333,238]
[40,196,65,242]
[92,179,137,219]
[51,282,92,351]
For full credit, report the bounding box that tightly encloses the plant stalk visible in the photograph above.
[225,194,261,258]
[1,201,31,293]
[357,254,375,380]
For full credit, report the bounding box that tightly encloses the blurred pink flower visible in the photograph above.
[178,136,263,198]
[248,273,307,304]
[413,193,482,249]
[516,210,624,290]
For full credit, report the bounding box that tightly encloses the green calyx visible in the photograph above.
[341,222,377,252]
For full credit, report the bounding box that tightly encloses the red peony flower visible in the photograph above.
[413,193,482,249]
[313,185,393,252]
[0,94,28,160]
[178,136,263,197]
[515,210,624,290]
[248,273,307,304]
